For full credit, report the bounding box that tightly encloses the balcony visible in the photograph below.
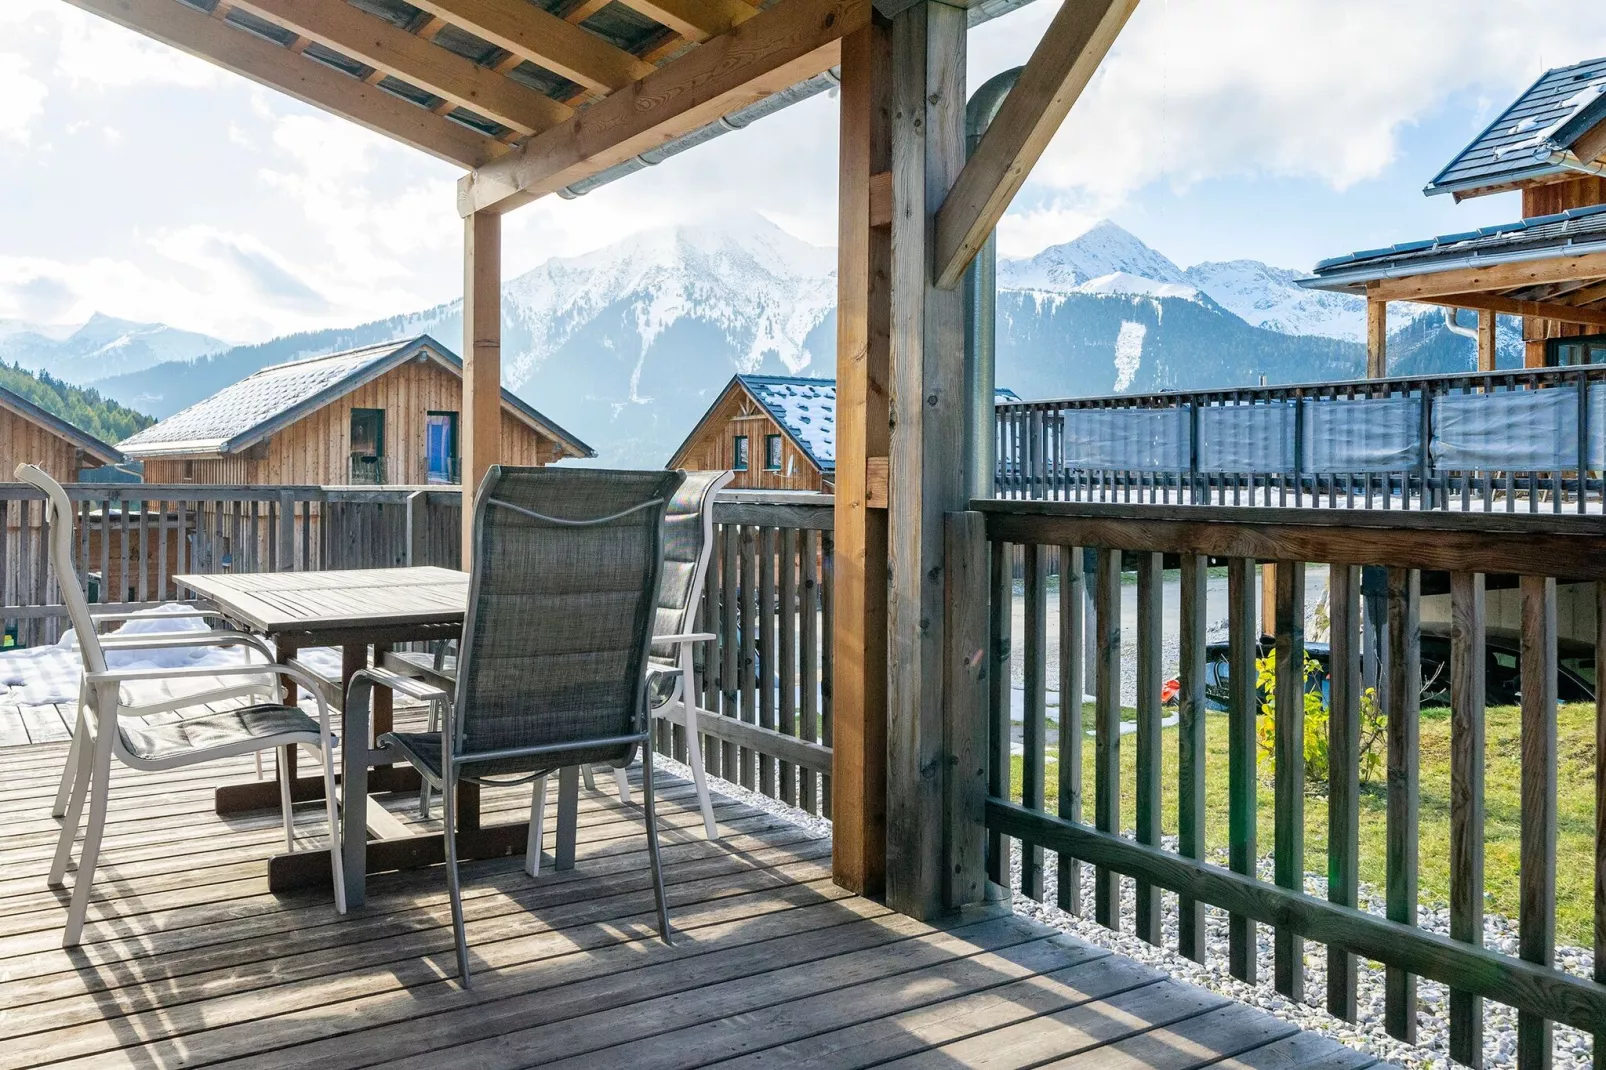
[349,453,388,485]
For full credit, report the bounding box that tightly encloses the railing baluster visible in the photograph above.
[758,526,777,798]
[1273,559,1306,1000]
[1327,563,1361,1020]
[1093,546,1121,929]
[820,531,833,818]
[1057,545,1084,916]
[739,524,758,790]
[777,527,797,804]
[1449,570,1486,1067]
[798,528,819,813]
[987,539,1012,889]
[1021,543,1047,902]
[1518,574,1557,1070]
[1177,552,1207,962]
[1385,566,1421,1044]
[1135,550,1162,944]
[1227,556,1258,982]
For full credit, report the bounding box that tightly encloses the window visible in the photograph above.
[764,434,783,471]
[1546,334,1606,366]
[732,434,749,471]
[425,411,459,484]
[350,408,386,484]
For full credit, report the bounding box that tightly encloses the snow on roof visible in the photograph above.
[738,375,1024,472]
[1427,56,1606,198]
[120,335,593,459]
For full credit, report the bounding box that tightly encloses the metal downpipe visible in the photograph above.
[963,67,1023,502]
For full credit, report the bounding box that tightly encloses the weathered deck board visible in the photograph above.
[0,720,1383,1069]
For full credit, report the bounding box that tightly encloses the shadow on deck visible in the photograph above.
[0,725,1385,1069]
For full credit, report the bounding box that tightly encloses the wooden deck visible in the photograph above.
[0,719,1386,1070]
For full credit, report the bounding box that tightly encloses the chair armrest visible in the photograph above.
[654,632,716,644]
[98,631,274,660]
[91,609,223,625]
[86,661,305,691]
[349,666,451,704]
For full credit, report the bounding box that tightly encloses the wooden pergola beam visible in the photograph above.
[1410,291,1606,331]
[611,0,757,42]
[457,0,868,216]
[931,0,1137,290]
[228,0,573,137]
[63,0,505,168]
[1365,252,1606,303]
[1559,278,1606,307]
[407,0,656,94]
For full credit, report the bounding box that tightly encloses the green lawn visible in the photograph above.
[1010,701,1599,945]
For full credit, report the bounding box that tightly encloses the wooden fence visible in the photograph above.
[0,482,833,817]
[949,498,1606,1067]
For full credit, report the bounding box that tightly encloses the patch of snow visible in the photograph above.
[1112,321,1146,392]
[750,379,836,463]
[1074,272,1200,300]
[1000,220,1190,294]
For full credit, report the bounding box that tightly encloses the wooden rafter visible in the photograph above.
[458,0,869,216]
[931,0,1138,290]
[62,0,504,168]
[1412,291,1606,330]
[1366,252,1606,302]
[228,0,572,137]
[1559,278,1606,307]
[1573,118,1606,168]
[610,0,756,43]
[406,0,655,94]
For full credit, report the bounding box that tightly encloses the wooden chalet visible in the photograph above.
[118,335,593,485]
[1305,56,1606,372]
[0,384,123,483]
[670,375,837,492]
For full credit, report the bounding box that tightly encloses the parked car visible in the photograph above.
[1193,634,1593,711]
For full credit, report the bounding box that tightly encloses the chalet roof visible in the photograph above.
[117,335,594,460]
[1300,203,1606,292]
[1426,56,1606,199]
[0,387,124,467]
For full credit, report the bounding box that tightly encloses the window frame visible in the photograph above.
[1545,333,1606,366]
[732,434,749,471]
[349,407,386,459]
[425,410,459,484]
[764,433,783,471]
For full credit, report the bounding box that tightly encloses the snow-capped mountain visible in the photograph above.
[0,313,227,382]
[999,220,1193,292]
[87,215,1517,466]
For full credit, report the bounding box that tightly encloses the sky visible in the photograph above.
[2,0,1606,344]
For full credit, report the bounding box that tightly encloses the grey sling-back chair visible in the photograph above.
[18,465,345,946]
[356,465,684,986]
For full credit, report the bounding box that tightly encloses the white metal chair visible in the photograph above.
[17,465,346,946]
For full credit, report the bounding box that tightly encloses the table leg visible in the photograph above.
[555,766,580,870]
[340,642,371,909]
[278,638,298,782]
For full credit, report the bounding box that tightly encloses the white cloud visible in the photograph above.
[970,0,1606,255]
[0,55,47,144]
[51,6,219,89]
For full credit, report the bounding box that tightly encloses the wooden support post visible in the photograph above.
[831,15,892,900]
[1477,308,1497,373]
[1367,298,1388,379]
[943,511,988,908]
[885,0,965,921]
[462,210,501,565]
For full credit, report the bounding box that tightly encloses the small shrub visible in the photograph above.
[1255,649,1386,791]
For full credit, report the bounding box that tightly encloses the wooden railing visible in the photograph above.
[0,481,833,817]
[947,498,1606,1065]
[677,492,835,817]
[994,364,1606,513]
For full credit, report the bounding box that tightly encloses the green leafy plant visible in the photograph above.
[1255,648,1386,790]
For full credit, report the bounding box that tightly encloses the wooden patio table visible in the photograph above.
[173,566,585,905]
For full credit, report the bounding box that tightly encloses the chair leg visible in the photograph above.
[278,746,295,852]
[524,775,548,877]
[49,717,95,887]
[681,703,718,841]
[441,763,471,986]
[420,698,443,819]
[641,744,671,945]
[613,764,630,805]
[581,765,597,792]
[52,702,85,819]
[255,751,264,781]
[318,738,347,915]
[63,729,114,947]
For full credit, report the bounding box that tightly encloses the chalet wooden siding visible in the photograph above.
[671,386,828,493]
[140,359,564,486]
[0,418,88,486]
